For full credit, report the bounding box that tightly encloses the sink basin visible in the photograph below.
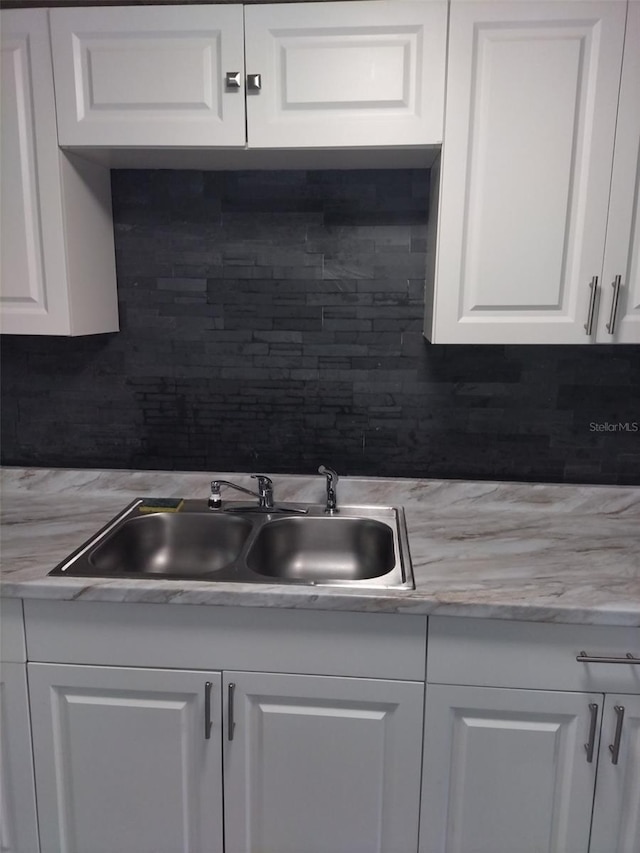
[246,516,395,581]
[89,513,252,576]
[50,499,414,589]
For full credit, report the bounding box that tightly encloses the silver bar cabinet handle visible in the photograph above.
[609,705,625,765]
[605,275,622,334]
[584,276,598,335]
[577,651,640,665]
[225,71,242,89]
[228,682,236,741]
[585,702,598,763]
[204,681,213,740]
[247,73,262,91]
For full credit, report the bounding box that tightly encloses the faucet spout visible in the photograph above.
[209,474,274,510]
[318,465,339,514]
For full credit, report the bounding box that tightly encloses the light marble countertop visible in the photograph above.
[1,467,639,626]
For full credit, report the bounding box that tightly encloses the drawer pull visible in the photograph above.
[228,682,236,741]
[605,275,622,334]
[204,681,213,740]
[577,651,640,665]
[584,276,598,335]
[585,703,598,763]
[609,705,625,765]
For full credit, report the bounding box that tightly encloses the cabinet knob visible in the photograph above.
[225,71,242,89]
[247,73,262,91]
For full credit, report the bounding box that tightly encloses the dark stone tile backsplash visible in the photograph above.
[2,169,639,484]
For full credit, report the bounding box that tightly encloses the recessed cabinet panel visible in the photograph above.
[244,0,446,148]
[28,664,223,853]
[50,5,246,147]
[419,685,600,853]
[224,671,424,853]
[430,1,627,343]
[0,31,47,310]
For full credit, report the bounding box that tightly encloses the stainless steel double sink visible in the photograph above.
[49,500,414,590]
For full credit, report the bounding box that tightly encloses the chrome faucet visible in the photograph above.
[209,474,274,510]
[318,465,339,514]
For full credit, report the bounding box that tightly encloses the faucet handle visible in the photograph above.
[251,474,273,491]
[209,480,223,509]
[251,474,274,508]
[318,465,339,484]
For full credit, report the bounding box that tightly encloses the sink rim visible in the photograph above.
[49,498,414,590]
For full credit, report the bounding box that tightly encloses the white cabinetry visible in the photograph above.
[590,694,640,853]
[0,600,39,853]
[223,671,423,853]
[599,0,640,343]
[23,600,426,853]
[50,1,446,151]
[28,664,223,853]
[420,617,640,853]
[427,0,639,344]
[50,5,246,148]
[0,10,118,336]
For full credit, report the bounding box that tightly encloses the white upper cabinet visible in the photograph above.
[244,1,446,148]
[50,5,246,148]
[598,0,640,343]
[1,10,119,336]
[50,1,446,151]
[427,0,633,344]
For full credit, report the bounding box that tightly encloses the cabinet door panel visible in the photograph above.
[50,5,246,147]
[431,1,627,343]
[0,10,71,334]
[0,663,40,853]
[590,694,640,853]
[419,685,599,853]
[223,671,424,853]
[245,0,446,148]
[28,663,222,853]
[599,1,640,343]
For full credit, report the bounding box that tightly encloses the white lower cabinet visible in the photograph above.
[0,663,40,853]
[222,671,424,853]
[421,617,640,853]
[28,664,224,853]
[589,694,640,853]
[22,602,427,853]
[419,685,600,853]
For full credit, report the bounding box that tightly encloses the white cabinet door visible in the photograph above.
[0,663,40,853]
[28,663,223,853]
[50,5,246,147]
[244,0,447,149]
[590,694,640,853]
[223,670,424,853]
[419,684,600,853]
[1,9,118,336]
[598,1,640,343]
[429,0,627,344]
